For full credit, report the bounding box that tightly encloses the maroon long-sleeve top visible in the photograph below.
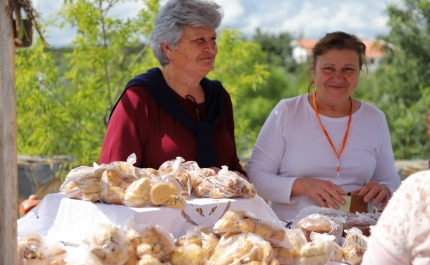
[99,84,246,175]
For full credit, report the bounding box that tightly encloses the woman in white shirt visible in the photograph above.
[246,31,400,223]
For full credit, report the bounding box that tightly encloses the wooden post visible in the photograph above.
[0,0,17,264]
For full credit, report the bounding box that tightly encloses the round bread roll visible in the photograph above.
[123,178,151,207]
[300,242,330,265]
[137,254,163,265]
[295,214,341,242]
[330,241,343,262]
[170,244,205,265]
[150,182,174,205]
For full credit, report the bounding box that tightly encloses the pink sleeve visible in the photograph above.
[362,236,409,265]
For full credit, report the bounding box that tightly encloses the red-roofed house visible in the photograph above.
[291,39,384,72]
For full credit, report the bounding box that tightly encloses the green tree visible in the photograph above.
[370,0,430,159]
[15,0,271,166]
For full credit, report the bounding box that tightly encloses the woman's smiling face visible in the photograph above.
[313,48,360,104]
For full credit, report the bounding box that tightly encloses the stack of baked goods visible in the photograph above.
[60,154,257,209]
[17,233,68,265]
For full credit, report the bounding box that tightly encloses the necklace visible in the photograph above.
[313,92,352,179]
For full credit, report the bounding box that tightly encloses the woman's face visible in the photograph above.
[312,49,360,105]
[169,25,217,76]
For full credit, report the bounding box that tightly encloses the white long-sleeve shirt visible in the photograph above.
[247,94,400,222]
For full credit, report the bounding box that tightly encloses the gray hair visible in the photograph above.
[150,0,223,66]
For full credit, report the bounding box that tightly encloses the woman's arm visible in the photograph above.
[99,86,148,166]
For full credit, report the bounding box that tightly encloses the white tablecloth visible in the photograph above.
[18,193,281,247]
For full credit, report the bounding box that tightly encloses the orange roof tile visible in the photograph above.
[296,39,383,58]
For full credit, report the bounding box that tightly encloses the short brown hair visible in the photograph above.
[307,31,367,92]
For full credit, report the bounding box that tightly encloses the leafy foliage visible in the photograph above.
[15,0,270,165]
[368,0,430,159]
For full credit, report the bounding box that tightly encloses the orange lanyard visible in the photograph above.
[313,92,352,179]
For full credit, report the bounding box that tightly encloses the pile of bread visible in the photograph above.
[17,233,68,265]
[293,207,381,265]
[19,209,375,265]
[60,155,256,208]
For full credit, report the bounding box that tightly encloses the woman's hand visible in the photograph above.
[292,178,347,209]
[350,180,391,209]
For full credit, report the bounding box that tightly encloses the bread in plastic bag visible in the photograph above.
[87,223,134,265]
[295,213,343,244]
[342,227,368,265]
[208,233,277,265]
[170,244,205,265]
[17,233,68,265]
[194,166,256,199]
[125,222,175,261]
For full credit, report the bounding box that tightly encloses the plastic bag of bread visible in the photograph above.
[194,166,256,199]
[209,233,279,265]
[159,157,194,199]
[190,167,217,193]
[295,213,343,244]
[295,205,352,226]
[125,222,175,262]
[18,233,68,265]
[122,177,152,207]
[312,232,342,262]
[299,232,342,265]
[213,210,256,234]
[149,176,187,208]
[176,226,219,260]
[100,163,138,205]
[60,166,101,202]
[253,218,292,248]
[86,223,134,265]
[342,227,368,265]
[135,167,162,181]
[170,244,205,265]
[343,212,377,237]
[273,229,307,265]
[158,156,200,175]
[213,210,291,247]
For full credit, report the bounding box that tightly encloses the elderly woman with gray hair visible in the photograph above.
[99,0,246,177]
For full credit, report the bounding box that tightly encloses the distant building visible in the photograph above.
[291,39,384,73]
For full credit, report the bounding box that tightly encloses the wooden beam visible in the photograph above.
[0,0,17,263]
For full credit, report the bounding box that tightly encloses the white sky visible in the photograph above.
[32,0,396,47]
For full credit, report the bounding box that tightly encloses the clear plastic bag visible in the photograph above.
[60,166,101,202]
[295,213,343,244]
[342,227,368,265]
[125,222,175,262]
[194,166,256,199]
[209,233,276,265]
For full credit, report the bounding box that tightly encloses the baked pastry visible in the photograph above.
[300,241,331,265]
[134,225,175,260]
[170,244,205,265]
[295,214,342,243]
[200,232,219,259]
[150,182,176,205]
[123,177,151,207]
[343,215,377,237]
[90,224,134,265]
[330,241,343,262]
[136,254,163,265]
[213,211,255,233]
[342,232,367,265]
